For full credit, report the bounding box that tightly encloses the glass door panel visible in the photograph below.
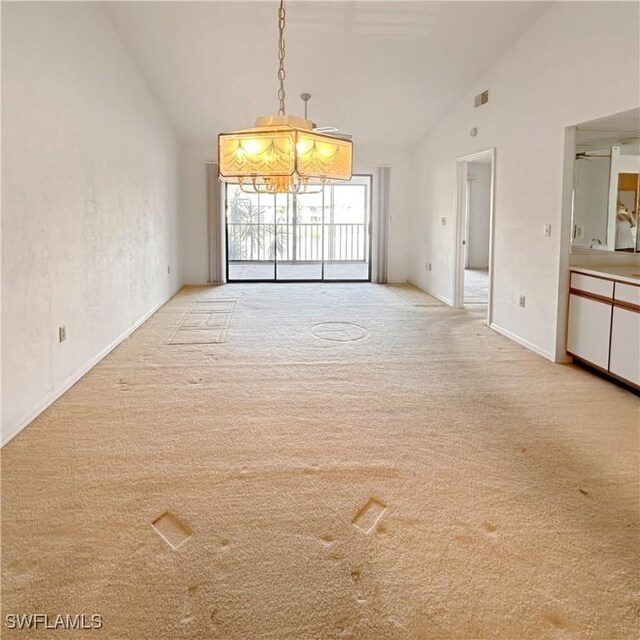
[226,185,276,281]
[323,176,370,281]
[277,190,323,280]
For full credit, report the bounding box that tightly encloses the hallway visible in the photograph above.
[464,268,489,305]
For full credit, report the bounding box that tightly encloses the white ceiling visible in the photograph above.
[575,108,640,152]
[105,1,551,149]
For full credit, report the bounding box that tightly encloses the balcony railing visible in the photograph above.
[227,223,367,262]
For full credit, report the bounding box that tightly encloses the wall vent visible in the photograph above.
[474,90,489,108]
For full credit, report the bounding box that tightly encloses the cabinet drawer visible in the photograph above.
[567,294,612,369]
[570,272,614,298]
[614,282,640,307]
[609,306,640,386]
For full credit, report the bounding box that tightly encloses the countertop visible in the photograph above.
[570,265,640,285]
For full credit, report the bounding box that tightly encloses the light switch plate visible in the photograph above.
[543,224,551,237]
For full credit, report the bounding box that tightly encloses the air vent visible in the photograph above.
[474,90,489,108]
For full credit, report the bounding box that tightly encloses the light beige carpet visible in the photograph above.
[2,283,639,639]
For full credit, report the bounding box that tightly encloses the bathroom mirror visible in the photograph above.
[571,108,640,253]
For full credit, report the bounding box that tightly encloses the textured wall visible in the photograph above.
[1,3,182,441]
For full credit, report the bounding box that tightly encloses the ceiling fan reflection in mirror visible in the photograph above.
[575,151,611,160]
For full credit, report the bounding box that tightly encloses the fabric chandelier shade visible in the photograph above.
[218,115,352,194]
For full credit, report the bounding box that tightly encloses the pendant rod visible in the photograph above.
[277,0,286,115]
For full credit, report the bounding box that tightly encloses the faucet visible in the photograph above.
[589,238,602,249]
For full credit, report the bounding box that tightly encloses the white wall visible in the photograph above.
[410,1,639,360]
[179,143,411,284]
[618,154,640,174]
[1,3,181,443]
[466,161,491,269]
[572,156,610,247]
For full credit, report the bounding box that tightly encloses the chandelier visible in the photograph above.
[218,1,353,194]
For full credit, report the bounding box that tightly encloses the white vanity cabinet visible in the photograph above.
[567,269,640,390]
[567,293,612,369]
[610,304,640,386]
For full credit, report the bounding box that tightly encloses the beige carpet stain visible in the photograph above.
[1,283,639,639]
[167,299,235,345]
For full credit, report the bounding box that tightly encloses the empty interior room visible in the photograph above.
[2,1,639,639]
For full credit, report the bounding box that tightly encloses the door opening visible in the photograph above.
[225,175,372,282]
[454,149,495,323]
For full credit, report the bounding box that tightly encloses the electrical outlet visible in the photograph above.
[543,224,551,237]
[519,296,526,308]
[441,217,447,226]
[59,325,66,342]
[575,225,584,239]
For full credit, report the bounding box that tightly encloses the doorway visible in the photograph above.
[225,175,371,282]
[454,149,495,322]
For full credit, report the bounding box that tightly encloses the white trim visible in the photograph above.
[489,322,556,362]
[407,279,453,306]
[1,290,179,448]
[464,176,471,269]
[452,160,467,307]
[555,126,577,363]
[453,148,496,326]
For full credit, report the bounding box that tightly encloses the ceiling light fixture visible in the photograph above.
[217,0,353,194]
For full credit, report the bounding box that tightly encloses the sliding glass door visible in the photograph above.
[226,175,371,282]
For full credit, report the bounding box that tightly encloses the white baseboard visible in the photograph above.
[408,281,557,363]
[2,289,180,448]
[489,322,555,362]
[407,279,453,306]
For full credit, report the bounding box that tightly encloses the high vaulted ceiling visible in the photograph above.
[105,1,550,149]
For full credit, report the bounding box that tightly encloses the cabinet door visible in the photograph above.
[609,306,640,386]
[567,294,612,369]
